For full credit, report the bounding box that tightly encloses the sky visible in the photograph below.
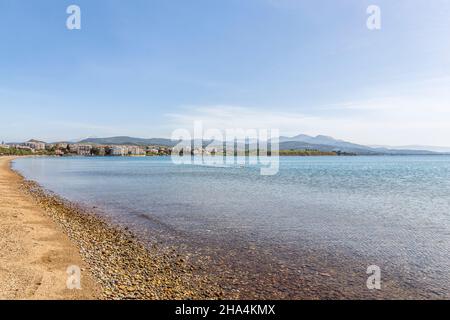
[1,0,450,146]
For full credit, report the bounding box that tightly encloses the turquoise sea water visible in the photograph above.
[13,156,450,298]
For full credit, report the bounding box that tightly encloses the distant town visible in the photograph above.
[0,138,349,158]
[0,139,174,157]
[3,134,444,157]
[0,138,339,157]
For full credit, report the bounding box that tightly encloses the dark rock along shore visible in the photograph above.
[20,180,229,300]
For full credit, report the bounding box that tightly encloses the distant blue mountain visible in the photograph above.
[280,134,369,149]
[79,136,178,147]
[278,134,442,155]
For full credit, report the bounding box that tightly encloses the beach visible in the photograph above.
[0,156,99,299]
[0,156,224,300]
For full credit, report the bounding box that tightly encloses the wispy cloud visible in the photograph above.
[164,89,450,147]
[165,105,320,134]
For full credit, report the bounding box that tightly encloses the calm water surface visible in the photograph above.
[13,156,450,298]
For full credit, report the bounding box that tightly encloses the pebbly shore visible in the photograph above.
[18,177,227,300]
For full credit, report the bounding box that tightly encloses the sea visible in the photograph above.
[12,155,450,298]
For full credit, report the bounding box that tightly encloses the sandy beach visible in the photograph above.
[0,156,100,299]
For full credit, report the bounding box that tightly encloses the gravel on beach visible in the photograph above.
[20,179,228,300]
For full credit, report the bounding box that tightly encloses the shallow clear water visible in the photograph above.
[13,156,450,297]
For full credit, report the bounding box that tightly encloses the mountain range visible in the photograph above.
[76,135,449,155]
[79,136,177,147]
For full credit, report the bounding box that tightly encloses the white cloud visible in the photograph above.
[165,88,450,147]
[165,105,321,135]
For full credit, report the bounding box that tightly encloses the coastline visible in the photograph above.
[0,156,99,299]
[2,156,225,300]
[5,156,447,300]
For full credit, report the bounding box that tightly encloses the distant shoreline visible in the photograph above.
[3,134,449,157]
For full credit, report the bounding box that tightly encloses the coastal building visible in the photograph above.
[77,145,92,156]
[96,146,106,156]
[127,146,146,156]
[22,140,46,151]
[56,143,68,149]
[111,146,126,156]
[16,145,34,152]
[159,147,171,155]
[147,147,159,154]
[68,144,79,153]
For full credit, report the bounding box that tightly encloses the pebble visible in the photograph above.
[20,180,225,300]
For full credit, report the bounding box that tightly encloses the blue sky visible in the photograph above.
[1,0,450,146]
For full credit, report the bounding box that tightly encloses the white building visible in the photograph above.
[111,146,126,156]
[128,146,146,156]
[77,145,92,156]
[22,141,46,150]
[68,144,78,153]
[17,145,34,152]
